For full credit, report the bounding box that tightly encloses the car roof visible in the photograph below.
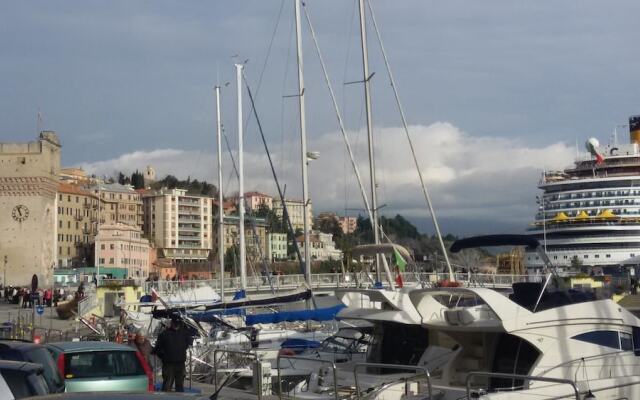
[45,341,135,353]
[23,392,211,399]
[0,340,40,351]
[0,360,44,373]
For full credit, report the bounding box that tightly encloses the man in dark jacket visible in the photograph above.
[153,315,191,392]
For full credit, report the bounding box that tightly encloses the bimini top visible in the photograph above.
[450,234,540,253]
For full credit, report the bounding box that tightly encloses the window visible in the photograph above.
[64,351,144,379]
[572,330,620,350]
[621,332,633,351]
[100,244,105,250]
[110,244,115,250]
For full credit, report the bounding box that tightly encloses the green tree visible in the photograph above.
[569,255,583,271]
[254,204,284,233]
[224,245,239,272]
[314,214,343,239]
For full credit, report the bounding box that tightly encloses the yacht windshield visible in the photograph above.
[366,322,429,374]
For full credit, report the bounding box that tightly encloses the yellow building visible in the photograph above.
[56,183,100,268]
[87,183,144,228]
[219,215,268,263]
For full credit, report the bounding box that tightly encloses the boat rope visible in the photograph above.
[241,69,306,277]
[367,0,454,281]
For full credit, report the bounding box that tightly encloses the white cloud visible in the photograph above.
[80,122,574,233]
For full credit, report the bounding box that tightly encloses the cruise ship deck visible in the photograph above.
[526,115,640,274]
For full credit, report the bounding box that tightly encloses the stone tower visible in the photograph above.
[0,131,61,286]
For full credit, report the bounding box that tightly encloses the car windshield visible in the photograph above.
[27,348,63,391]
[1,369,44,398]
[64,351,144,379]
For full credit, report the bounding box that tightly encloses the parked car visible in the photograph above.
[0,340,64,393]
[0,360,50,399]
[25,393,210,400]
[45,341,152,392]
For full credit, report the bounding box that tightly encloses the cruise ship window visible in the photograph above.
[584,255,588,259]
[631,254,636,258]
[606,254,611,258]
[595,255,599,258]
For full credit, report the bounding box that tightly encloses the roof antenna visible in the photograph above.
[36,108,43,134]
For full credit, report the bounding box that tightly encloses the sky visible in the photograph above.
[2,1,640,235]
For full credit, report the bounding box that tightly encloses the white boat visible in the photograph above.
[406,283,640,399]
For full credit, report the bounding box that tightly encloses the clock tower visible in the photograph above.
[0,131,60,286]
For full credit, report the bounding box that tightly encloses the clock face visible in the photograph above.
[12,205,29,222]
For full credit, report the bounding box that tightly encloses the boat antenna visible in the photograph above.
[366,0,454,282]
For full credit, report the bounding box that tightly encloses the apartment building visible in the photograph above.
[143,188,212,263]
[87,183,144,228]
[56,183,100,268]
[295,230,343,261]
[244,191,273,211]
[338,216,357,234]
[272,198,313,232]
[218,215,268,263]
[95,223,151,279]
[268,233,288,261]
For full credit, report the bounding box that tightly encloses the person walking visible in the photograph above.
[152,315,191,392]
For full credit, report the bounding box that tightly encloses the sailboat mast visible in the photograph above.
[215,85,225,298]
[236,63,247,292]
[294,0,311,285]
[358,0,381,283]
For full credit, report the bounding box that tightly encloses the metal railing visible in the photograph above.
[277,355,338,400]
[353,363,432,400]
[144,272,545,295]
[77,292,97,318]
[465,371,580,400]
[212,348,258,392]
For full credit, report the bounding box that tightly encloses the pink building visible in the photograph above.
[244,191,273,211]
[95,223,151,279]
[338,216,357,234]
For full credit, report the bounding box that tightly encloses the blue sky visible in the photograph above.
[2,1,640,234]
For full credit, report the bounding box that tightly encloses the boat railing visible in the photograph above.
[212,348,259,394]
[353,363,432,400]
[465,371,580,400]
[144,273,551,295]
[276,354,338,400]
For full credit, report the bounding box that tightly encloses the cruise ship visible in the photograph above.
[525,116,640,275]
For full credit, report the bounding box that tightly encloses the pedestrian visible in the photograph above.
[152,315,192,392]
